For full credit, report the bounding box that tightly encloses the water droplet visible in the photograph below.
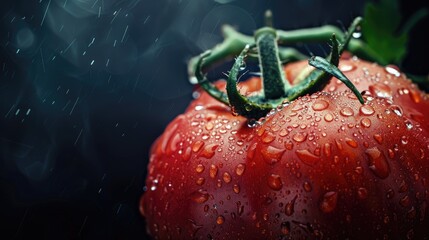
[247,142,257,160]
[284,140,294,150]
[384,65,401,77]
[404,119,413,130]
[360,105,375,116]
[400,195,411,207]
[324,143,331,157]
[233,184,240,194]
[247,119,259,128]
[268,174,283,191]
[401,136,409,145]
[279,129,288,137]
[312,99,329,111]
[390,105,403,116]
[209,164,218,178]
[345,138,358,148]
[365,147,390,179]
[285,195,298,216]
[182,147,192,161]
[235,163,246,176]
[216,215,225,224]
[261,146,285,165]
[199,144,219,159]
[262,132,276,143]
[281,221,291,235]
[192,141,204,152]
[205,122,214,131]
[324,113,334,122]
[339,63,357,72]
[340,107,354,117]
[296,149,320,166]
[399,180,408,193]
[361,118,371,128]
[369,83,392,99]
[409,89,421,103]
[293,132,307,143]
[320,191,338,213]
[223,172,232,183]
[303,181,312,192]
[190,189,209,203]
[386,188,395,199]
[373,134,383,144]
[196,177,205,186]
[357,187,368,199]
[196,164,205,173]
[388,149,395,159]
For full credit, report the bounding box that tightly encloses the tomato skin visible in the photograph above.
[141,58,429,239]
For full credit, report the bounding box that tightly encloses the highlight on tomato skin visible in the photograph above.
[140,56,429,239]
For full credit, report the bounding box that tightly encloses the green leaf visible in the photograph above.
[361,0,408,65]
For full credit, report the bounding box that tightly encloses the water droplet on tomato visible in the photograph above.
[303,181,312,192]
[324,113,334,122]
[401,136,409,145]
[196,177,205,186]
[196,164,205,173]
[216,215,225,224]
[384,65,401,77]
[281,221,291,235]
[400,195,411,207]
[340,107,354,117]
[233,184,240,194]
[361,118,371,128]
[345,138,358,148]
[182,147,192,161]
[296,149,320,166]
[357,187,368,199]
[205,121,214,131]
[285,195,298,216]
[209,164,218,178]
[284,140,294,150]
[199,144,219,159]
[312,99,329,111]
[320,191,338,213]
[366,147,390,179]
[373,134,383,144]
[339,63,356,72]
[262,131,276,143]
[223,172,232,183]
[190,189,209,204]
[324,143,331,157]
[386,188,395,199]
[247,142,257,160]
[268,174,283,191]
[192,141,204,152]
[369,83,392,99]
[404,119,413,130]
[279,129,288,137]
[235,163,246,176]
[261,146,285,165]
[360,105,375,116]
[409,89,421,103]
[390,105,403,116]
[293,132,307,142]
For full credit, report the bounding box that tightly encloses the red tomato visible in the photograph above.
[140,57,429,239]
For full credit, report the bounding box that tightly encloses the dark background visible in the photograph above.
[1,0,428,239]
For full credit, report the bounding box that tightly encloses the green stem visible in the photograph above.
[255,27,288,99]
[226,45,272,120]
[309,56,364,104]
[194,51,229,105]
[188,22,387,82]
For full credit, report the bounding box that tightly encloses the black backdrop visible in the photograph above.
[1,0,428,239]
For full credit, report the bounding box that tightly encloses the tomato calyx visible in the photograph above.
[194,13,364,120]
